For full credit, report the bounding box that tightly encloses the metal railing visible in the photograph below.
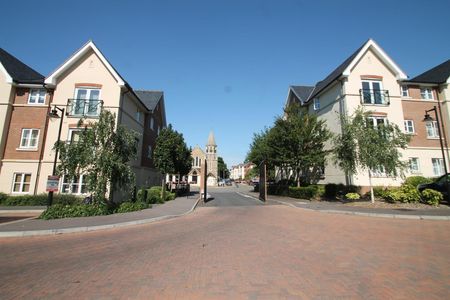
[66,99,103,117]
[359,89,390,105]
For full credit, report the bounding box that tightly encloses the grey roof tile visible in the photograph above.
[135,90,163,111]
[290,85,314,102]
[0,48,44,84]
[407,59,450,84]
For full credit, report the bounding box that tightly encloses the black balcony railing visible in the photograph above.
[359,89,390,105]
[66,99,103,117]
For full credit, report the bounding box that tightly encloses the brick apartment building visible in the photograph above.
[0,41,166,196]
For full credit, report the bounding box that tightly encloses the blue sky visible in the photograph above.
[1,0,449,167]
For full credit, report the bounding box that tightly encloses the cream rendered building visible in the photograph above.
[285,39,415,191]
[0,41,165,197]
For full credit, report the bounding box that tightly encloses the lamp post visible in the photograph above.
[47,106,65,207]
[423,106,448,175]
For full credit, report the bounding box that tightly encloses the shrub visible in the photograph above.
[165,192,176,201]
[288,186,317,200]
[314,185,325,197]
[345,192,360,200]
[39,203,110,220]
[404,176,433,188]
[115,201,150,213]
[267,184,289,196]
[384,185,421,203]
[420,189,443,206]
[324,184,339,198]
[0,192,8,204]
[373,186,389,199]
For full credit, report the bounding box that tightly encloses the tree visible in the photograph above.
[268,103,332,186]
[333,107,410,202]
[55,110,138,204]
[218,157,229,179]
[153,125,192,196]
[246,128,271,167]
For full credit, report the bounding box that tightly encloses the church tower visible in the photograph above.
[206,131,218,186]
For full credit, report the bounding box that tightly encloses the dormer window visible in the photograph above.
[28,89,46,104]
[313,98,320,111]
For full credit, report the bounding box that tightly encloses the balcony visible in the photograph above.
[66,98,103,117]
[359,89,390,105]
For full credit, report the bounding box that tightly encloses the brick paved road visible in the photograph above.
[1,200,449,299]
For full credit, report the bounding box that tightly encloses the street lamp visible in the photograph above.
[47,106,65,206]
[423,106,448,176]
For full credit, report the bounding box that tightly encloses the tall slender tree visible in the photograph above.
[333,107,410,202]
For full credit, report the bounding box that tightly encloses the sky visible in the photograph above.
[1,0,449,167]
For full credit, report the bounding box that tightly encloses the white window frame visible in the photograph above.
[72,87,101,116]
[20,129,39,149]
[362,80,385,104]
[136,110,142,122]
[60,174,88,195]
[28,89,46,105]
[371,166,386,177]
[426,121,439,138]
[313,98,320,111]
[67,128,82,143]
[12,173,31,194]
[367,116,387,129]
[404,120,415,134]
[400,85,409,97]
[420,88,434,100]
[147,145,152,158]
[408,157,420,174]
[149,117,154,130]
[432,158,445,176]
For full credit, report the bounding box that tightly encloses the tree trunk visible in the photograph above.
[368,170,374,203]
[297,169,301,187]
[161,176,166,201]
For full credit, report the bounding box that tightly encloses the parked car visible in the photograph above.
[417,173,450,201]
[218,180,225,187]
[225,179,232,186]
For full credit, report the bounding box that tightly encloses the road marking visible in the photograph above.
[236,192,261,202]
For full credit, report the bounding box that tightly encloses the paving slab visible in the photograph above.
[0,195,199,237]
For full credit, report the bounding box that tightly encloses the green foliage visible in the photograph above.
[136,186,175,204]
[246,128,271,167]
[0,193,82,206]
[324,184,360,199]
[55,110,138,203]
[0,192,8,203]
[384,185,421,203]
[218,157,229,178]
[115,201,150,213]
[345,192,360,200]
[333,107,411,201]
[288,186,318,200]
[165,192,176,201]
[267,184,289,196]
[373,186,389,199]
[154,125,192,176]
[420,189,442,206]
[39,203,110,219]
[404,176,433,187]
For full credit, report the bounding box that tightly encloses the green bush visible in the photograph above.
[148,186,163,204]
[345,192,360,200]
[420,189,443,206]
[39,203,110,220]
[373,186,389,199]
[324,184,360,199]
[268,184,289,196]
[165,192,176,201]
[384,185,421,203]
[0,192,8,204]
[0,193,83,206]
[115,201,150,213]
[288,186,317,200]
[404,176,433,188]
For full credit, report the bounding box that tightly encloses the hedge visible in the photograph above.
[137,186,176,204]
[288,186,317,200]
[0,193,82,206]
[39,203,111,219]
[324,184,360,198]
[421,189,442,206]
[115,201,150,213]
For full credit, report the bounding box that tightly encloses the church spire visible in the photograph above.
[207,131,216,146]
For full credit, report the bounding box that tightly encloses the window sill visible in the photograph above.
[27,103,46,106]
[16,148,38,152]
[427,137,441,140]
[362,103,390,106]
[11,192,30,195]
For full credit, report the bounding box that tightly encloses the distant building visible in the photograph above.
[167,131,219,186]
[230,162,254,180]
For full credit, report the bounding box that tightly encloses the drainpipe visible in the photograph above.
[34,86,54,195]
[436,85,450,170]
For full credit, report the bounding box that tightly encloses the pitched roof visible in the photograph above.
[307,43,365,101]
[135,90,163,111]
[303,39,407,103]
[0,48,44,84]
[407,59,450,84]
[290,85,315,102]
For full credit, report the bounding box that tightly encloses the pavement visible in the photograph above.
[0,194,200,237]
[1,184,449,238]
[238,187,450,220]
